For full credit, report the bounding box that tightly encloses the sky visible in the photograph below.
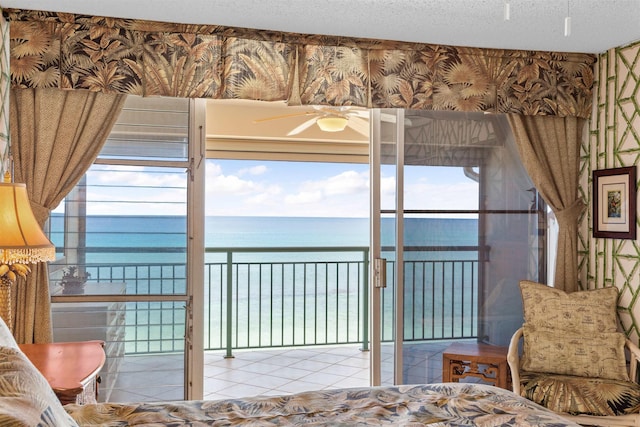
[205,159,478,218]
[53,159,479,217]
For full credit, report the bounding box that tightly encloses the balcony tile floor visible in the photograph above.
[204,344,372,401]
[108,342,455,403]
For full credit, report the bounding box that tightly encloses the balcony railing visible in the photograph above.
[204,247,370,357]
[50,245,481,358]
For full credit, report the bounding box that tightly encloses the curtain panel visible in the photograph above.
[9,87,126,343]
[507,114,585,292]
[3,9,595,118]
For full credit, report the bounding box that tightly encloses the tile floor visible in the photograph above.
[204,344,371,400]
[107,341,461,403]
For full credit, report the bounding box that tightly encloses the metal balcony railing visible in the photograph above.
[204,247,370,357]
[50,246,481,358]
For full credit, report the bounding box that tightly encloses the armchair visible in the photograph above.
[507,281,640,427]
[508,327,640,426]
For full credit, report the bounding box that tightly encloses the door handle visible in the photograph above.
[374,258,387,288]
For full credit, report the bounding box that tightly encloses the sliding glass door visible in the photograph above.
[370,109,546,385]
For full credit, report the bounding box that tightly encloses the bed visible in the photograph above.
[0,318,579,426]
[64,383,580,426]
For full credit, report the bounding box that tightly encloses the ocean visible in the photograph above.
[50,215,478,261]
[49,215,480,351]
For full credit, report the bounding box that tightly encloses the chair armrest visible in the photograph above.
[507,327,524,395]
[625,338,640,382]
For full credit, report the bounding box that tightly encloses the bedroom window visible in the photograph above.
[49,95,194,402]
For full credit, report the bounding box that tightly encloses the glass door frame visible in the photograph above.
[369,108,382,386]
[369,108,406,386]
[186,98,206,399]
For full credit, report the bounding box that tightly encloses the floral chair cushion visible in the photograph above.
[519,370,640,416]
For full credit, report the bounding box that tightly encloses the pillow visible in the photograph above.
[521,324,629,381]
[0,314,18,350]
[0,346,79,427]
[520,280,619,333]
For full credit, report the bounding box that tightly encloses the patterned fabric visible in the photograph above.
[522,325,628,380]
[520,371,640,417]
[519,280,619,333]
[0,346,79,427]
[3,9,596,118]
[519,281,627,382]
[65,383,579,426]
[0,309,18,350]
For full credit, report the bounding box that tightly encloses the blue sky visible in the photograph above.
[55,159,478,217]
[206,159,478,217]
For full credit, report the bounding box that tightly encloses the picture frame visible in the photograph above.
[593,166,637,239]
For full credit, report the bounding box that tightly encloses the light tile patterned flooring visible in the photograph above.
[204,345,371,400]
[108,341,457,403]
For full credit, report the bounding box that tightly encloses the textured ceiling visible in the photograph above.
[1,0,639,54]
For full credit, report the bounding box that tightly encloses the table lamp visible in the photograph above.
[0,171,55,329]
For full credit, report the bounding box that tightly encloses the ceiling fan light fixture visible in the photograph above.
[316,116,348,132]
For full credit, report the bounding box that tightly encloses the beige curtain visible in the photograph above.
[9,87,126,343]
[507,114,585,292]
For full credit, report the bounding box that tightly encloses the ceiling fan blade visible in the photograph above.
[253,111,315,123]
[347,116,370,136]
[287,117,318,136]
[349,109,370,119]
[314,106,351,118]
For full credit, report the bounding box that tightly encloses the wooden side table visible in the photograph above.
[442,342,510,390]
[19,340,106,405]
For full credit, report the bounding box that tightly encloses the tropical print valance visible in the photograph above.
[3,9,596,118]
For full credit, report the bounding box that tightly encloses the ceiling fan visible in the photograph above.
[253,106,371,136]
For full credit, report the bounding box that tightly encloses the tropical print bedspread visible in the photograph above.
[65,383,579,426]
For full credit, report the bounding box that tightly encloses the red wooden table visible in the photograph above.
[19,340,106,404]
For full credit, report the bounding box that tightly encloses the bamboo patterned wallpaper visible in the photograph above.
[581,40,640,344]
[3,9,596,118]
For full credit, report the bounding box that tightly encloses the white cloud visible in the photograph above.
[90,165,185,188]
[284,190,323,205]
[203,161,372,217]
[238,165,268,176]
[244,184,283,205]
[205,162,287,215]
[79,165,188,215]
[405,180,478,213]
[206,164,274,196]
[79,161,478,218]
[278,170,370,216]
[301,170,369,196]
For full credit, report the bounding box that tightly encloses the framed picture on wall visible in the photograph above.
[593,166,637,239]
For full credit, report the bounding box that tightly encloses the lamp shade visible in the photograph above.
[316,116,348,132]
[0,182,55,265]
